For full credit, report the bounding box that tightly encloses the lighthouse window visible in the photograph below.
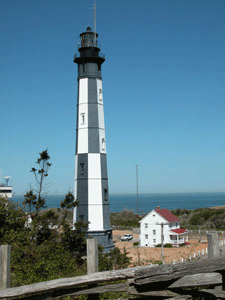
[99,89,102,101]
[80,113,85,124]
[101,138,105,150]
[80,163,85,175]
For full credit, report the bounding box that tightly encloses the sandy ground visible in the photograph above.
[113,230,208,265]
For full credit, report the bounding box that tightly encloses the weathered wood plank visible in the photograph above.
[200,289,225,299]
[0,283,128,300]
[0,266,148,299]
[128,286,179,297]
[164,296,192,300]
[63,282,128,295]
[135,256,225,286]
[169,273,222,289]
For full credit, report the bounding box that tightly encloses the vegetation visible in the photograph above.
[23,149,52,214]
[110,209,141,227]
[0,150,131,298]
[155,243,172,248]
[172,207,225,230]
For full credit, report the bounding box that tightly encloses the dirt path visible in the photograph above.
[113,230,208,265]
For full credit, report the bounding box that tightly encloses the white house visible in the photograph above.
[139,206,188,247]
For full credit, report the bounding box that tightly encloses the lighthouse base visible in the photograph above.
[87,229,114,253]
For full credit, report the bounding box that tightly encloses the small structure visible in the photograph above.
[0,176,12,199]
[139,206,188,247]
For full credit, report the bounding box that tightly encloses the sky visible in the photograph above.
[0,0,224,196]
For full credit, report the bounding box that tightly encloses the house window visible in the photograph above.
[145,234,148,239]
[153,230,156,235]
[153,239,156,243]
[145,223,148,229]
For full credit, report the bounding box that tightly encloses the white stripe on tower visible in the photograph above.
[77,78,88,154]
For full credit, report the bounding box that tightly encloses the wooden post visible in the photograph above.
[0,245,11,290]
[87,238,98,275]
[207,232,220,258]
[87,238,99,300]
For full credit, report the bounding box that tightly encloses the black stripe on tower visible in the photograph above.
[100,154,108,179]
[88,78,100,153]
[76,153,88,223]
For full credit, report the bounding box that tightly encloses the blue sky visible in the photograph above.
[1,0,224,196]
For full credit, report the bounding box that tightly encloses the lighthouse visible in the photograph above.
[73,27,114,252]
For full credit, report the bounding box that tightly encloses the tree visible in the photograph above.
[23,149,52,214]
[23,189,36,215]
[60,191,78,210]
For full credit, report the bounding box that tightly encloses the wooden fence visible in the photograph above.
[1,256,225,299]
[0,232,225,299]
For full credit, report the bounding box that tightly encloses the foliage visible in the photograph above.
[0,197,25,243]
[172,207,225,230]
[11,230,85,286]
[0,149,133,298]
[0,196,87,287]
[110,209,141,227]
[171,208,191,216]
[61,221,88,265]
[23,190,36,215]
[23,149,52,214]
[133,241,139,247]
[98,246,131,272]
[155,243,172,248]
[60,191,78,210]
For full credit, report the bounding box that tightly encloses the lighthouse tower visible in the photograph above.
[73,27,114,252]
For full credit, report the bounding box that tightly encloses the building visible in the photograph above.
[139,206,188,247]
[73,27,114,252]
[0,176,12,199]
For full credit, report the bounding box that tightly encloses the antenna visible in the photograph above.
[136,165,139,214]
[4,176,11,187]
[93,0,97,46]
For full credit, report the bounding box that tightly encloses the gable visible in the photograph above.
[139,209,165,224]
[140,208,180,224]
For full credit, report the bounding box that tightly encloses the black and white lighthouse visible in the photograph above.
[73,27,114,252]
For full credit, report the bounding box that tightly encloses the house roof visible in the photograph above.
[171,228,187,234]
[155,208,180,223]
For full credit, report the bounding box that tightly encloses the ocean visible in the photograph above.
[12,192,225,214]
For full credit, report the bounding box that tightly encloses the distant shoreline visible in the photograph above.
[11,192,225,213]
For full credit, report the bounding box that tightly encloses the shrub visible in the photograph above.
[155,243,172,248]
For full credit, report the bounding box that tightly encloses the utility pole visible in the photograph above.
[156,222,169,264]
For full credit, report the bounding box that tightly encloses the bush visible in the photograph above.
[155,243,172,248]
[110,209,141,227]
